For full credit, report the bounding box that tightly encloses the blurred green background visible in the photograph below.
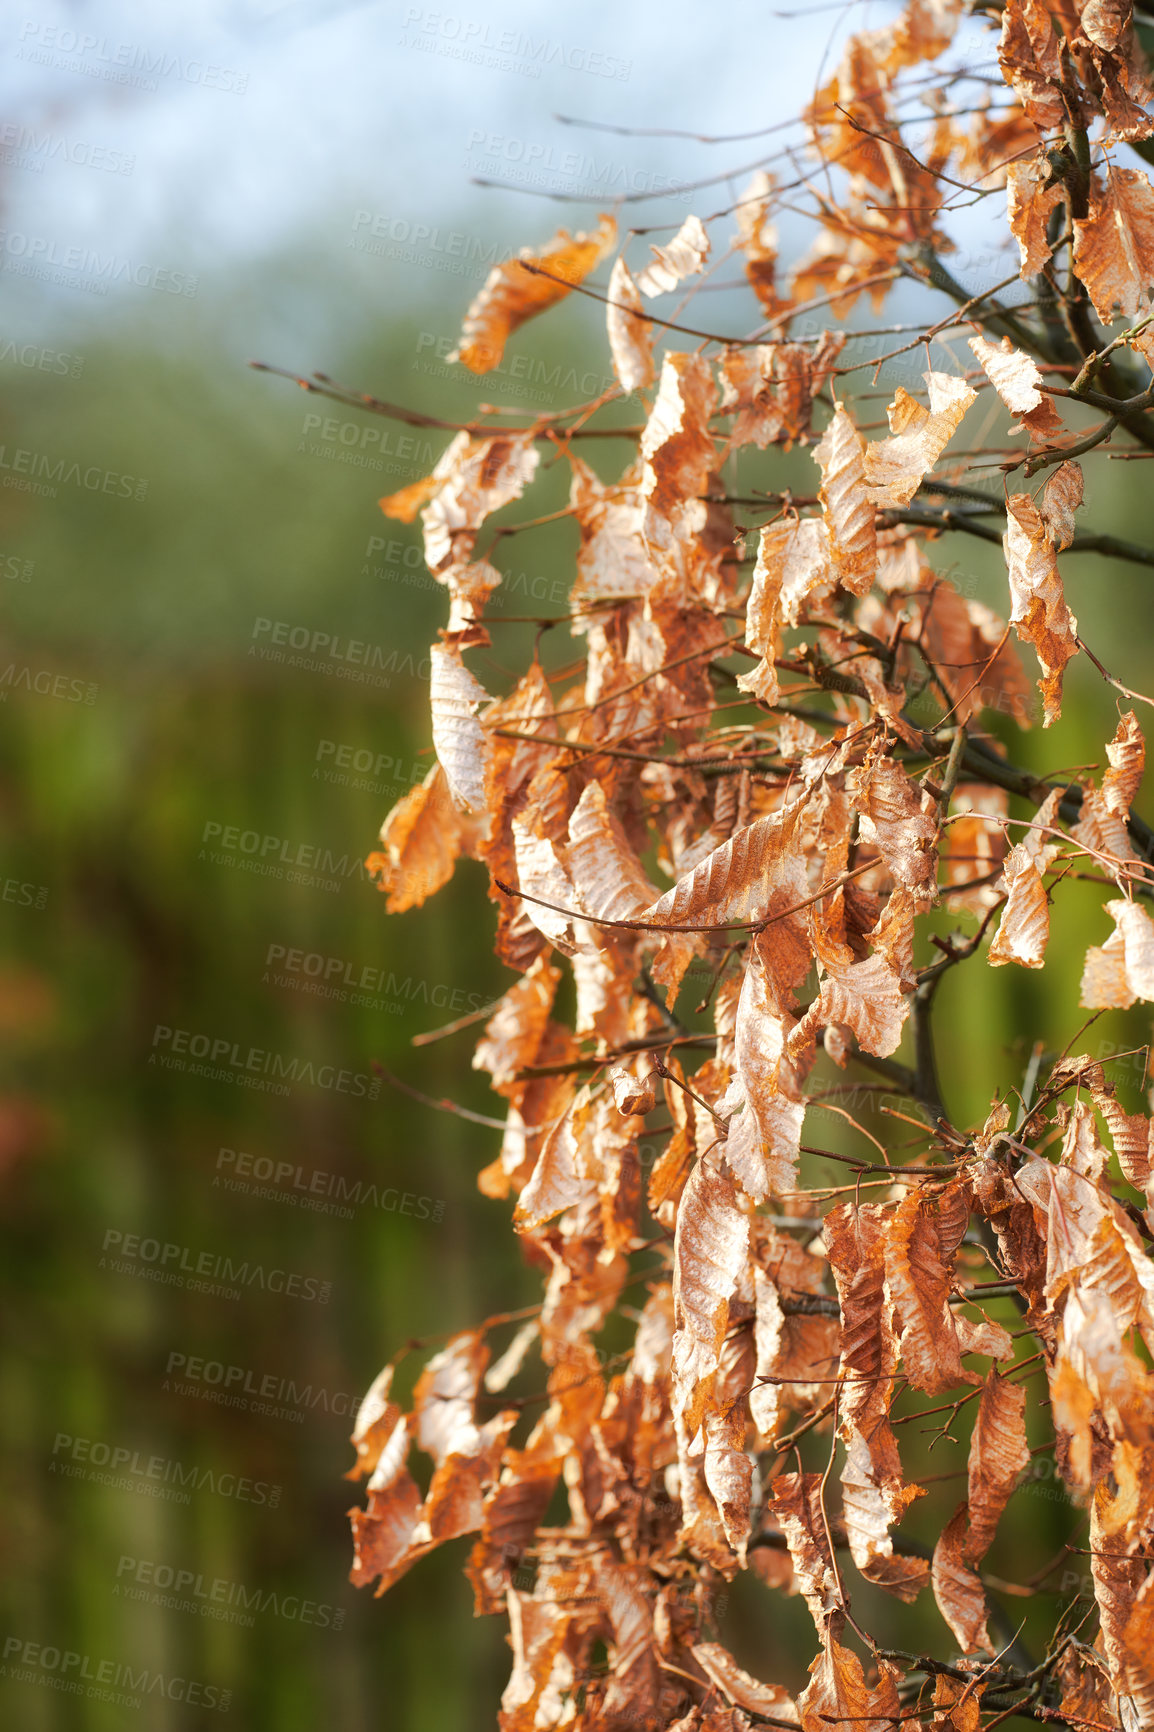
[4,3,1154,1727]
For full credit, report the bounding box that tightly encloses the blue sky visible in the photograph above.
[1,0,873,353]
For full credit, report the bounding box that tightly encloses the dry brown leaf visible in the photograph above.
[1081,899,1154,1009]
[998,0,1067,130]
[430,642,491,814]
[449,214,616,373]
[367,763,463,914]
[606,254,655,395]
[636,214,711,298]
[407,431,540,573]
[932,1501,992,1653]
[967,333,1064,441]
[347,1365,402,1482]
[988,842,1050,968]
[610,1061,658,1118]
[736,524,832,701]
[703,1403,753,1557]
[862,371,976,508]
[639,350,721,592]
[692,1643,798,1721]
[514,1090,590,1233]
[473,955,561,1097]
[965,1371,1030,1563]
[815,403,877,597]
[726,929,810,1201]
[798,1635,903,1732]
[853,751,939,896]
[734,171,784,315]
[768,1471,840,1634]
[640,797,809,934]
[413,1330,490,1464]
[736,523,786,707]
[840,1426,928,1603]
[1004,491,1079,727]
[886,1184,976,1395]
[1006,154,1065,279]
[565,779,661,925]
[792,951,909,1062]
[1040,460,1084,551]
[1073,168,1154,324]
[378,472,440,523]
[672,1159,751,1436]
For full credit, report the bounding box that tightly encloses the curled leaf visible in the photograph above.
[636,214,710,298]
[863,372,976,508]
[449,215,616,373]
[606,255,654,395]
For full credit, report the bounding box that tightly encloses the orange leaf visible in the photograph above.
[862,371,976,508]
[1073,167,1154,324]
[1003,491,1079,727]
[449,214,616,373]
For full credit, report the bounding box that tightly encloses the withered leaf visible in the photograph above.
[1081,899,1154,1009]
[1006,154,1065,279]
[367,763,462,913]
[862,372,976,508]
[965,1371,1029,1564]
[932,1501,991,1653]
[988,842,1050,969]
[798,1635,903,1732]
[692,1643,798,1720]
[768,1471,840,1634]
[815,403,877,597]
[636,214,711,298]
[672,1158,750,1436]
[1003,491,1079,727]
[606,254,655,395]
[1073,167,1154,324]
[640,797,809,934]
[886,1184,976,1395]
[967,333,1063,442]
[1040,460,1084,551]
[430,642,491,814]
[450,214,616,373]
